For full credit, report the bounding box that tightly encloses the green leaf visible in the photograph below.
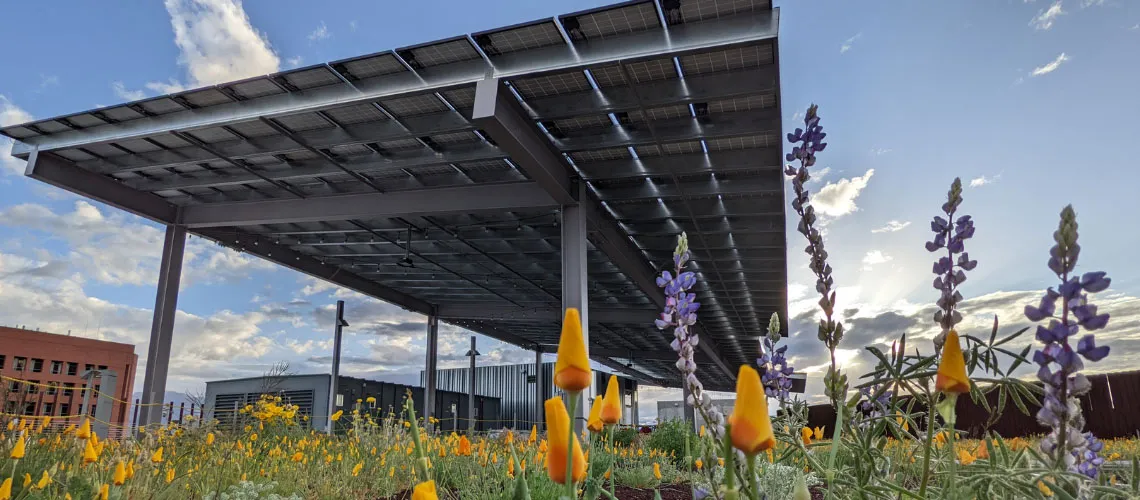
[989,315,999,345]
[512,474,533,500]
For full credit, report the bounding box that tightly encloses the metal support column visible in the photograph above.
[138,225,186,430]
[535,348,544,432]
[682,384,697,433]
[327,300,347,435]
[561,184,589,433]
[424,312,439,433]
[465,336,479,433]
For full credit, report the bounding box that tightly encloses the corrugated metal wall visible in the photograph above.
[433,362,553,430]
[431,363,640,429]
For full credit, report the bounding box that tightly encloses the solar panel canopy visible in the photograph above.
[3,0,785,391]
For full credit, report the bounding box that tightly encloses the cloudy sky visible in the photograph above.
[1,0,1139,423]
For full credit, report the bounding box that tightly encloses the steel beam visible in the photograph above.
[177,182,556,228]
[424,313,439,432]
[534,346,709,363]
[138,225,186,429]
[436,305,654,324]
[562,184,590,433]
[9,9,778,156]
[473,78,576,205]
[193,228,435,315]
[23,150,177,224]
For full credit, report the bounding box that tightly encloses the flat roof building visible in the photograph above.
[0,326,138,433]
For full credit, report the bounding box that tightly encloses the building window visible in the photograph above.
[59,403,71,416]
[66,362,78,376]
[80,384,88,398]
[88,405,97,416]
[46,383,58,395]
[42,403,54,416]
[93,385,102,398]
[0,354,5,369]
[31,358,43,373]
[63,383,75,396]
[27,380,39,394]
[50,361,62,374]
[14,357,27,371]
[3,401,14,413]
[97,365,107,371]
[84,364,94,372]
[7,380,18,392]
[23,402,36,416]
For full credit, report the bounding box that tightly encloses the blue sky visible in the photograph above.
[1,0,1138,422]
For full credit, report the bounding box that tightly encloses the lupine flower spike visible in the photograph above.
[925,178,976,350]
[1027,205,1111,479]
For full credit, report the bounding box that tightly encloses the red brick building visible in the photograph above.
[0,326,138,428]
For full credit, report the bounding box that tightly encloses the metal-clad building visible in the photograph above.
[429,363,639,429]
[204,374,500,432]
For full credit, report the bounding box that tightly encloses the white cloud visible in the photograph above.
[349,20,357,32]
[0,95,33,176]
[862,250,894,271]
[1130,23,1139,31]
[1080,0,1105,7]
[1030,1,1065,30]
[969,174,1001,187]
[1031,52,1070,77]
[871,220,910,233]
[840,32,862,54]
[308,21,330,42]
[870,148,893,156]
[286,55,304,68]
[111,81,147,102]
[145,79,187,94]
[38,75,60,90]
[806,167,830,184]
[162,0,280,88]
[812,169,875,218]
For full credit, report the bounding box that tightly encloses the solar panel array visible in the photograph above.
[2,0,783,390]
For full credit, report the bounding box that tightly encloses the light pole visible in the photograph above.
[465,336,479,433]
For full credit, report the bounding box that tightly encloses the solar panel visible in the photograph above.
[478,21,565,55]
[430,131,481,145]
[228,120,282,138]
[441,87,477,112]
[55,149,97,162]
[377,138,426,152]
[1,127,38,139]
[635,140,703,157]
[563,2,661,41]
[510,72,591,100]
[457,159,511,173]
[67,114,107,128]
[100,106,145,122]
[707,94,774,114]
[273,113,334,133]
[380,94,449,118]
[149,134,192,149]
[328,144,373,158]
[549,115,612,134]
[588,59,676,89]
[186,127,239,144]
[676,0,768,24]
[629,104,691,123]
[230,79,286,99]
[115,138,163,154]
[399,38,480,68]
[569,147,631,163]
[32,121,71,134]
[83,143,128,158]
[324,103,389,125]
[705,134,775,151]
[341,54,408,79]
[183,89,233,108]
[283,68,343,90]
[678,43,774,75]
[138,98,186,115]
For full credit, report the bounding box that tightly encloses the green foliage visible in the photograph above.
[615,465,660,489]
[645,419,696,466]
[611,427,639,447]
[203,482,303,500]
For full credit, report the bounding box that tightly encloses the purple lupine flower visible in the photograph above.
[758,313,795,404]
[856,384,893,430]
[657,232,726,441]
[926,178,976,349]
[785,104,847,408]
[1026,205,1110,479]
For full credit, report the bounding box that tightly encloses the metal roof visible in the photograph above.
[3,0,785,392]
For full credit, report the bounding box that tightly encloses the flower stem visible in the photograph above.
[746,454,760,500]
[917,390,938,497]
[947,406,958,496]
[607,424,616,497]
[565,392,578,499]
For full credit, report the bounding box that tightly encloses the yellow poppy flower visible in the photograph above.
[412,480,438,500]
[935,330,970,394]
[728,365,775,455]
[653,462,662,480]
[113,461,127,485]
[544,397,587,485]
[553,308,591,392]
[601,375,622,425]
[9,436,24,459]
[587,396,604,433]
